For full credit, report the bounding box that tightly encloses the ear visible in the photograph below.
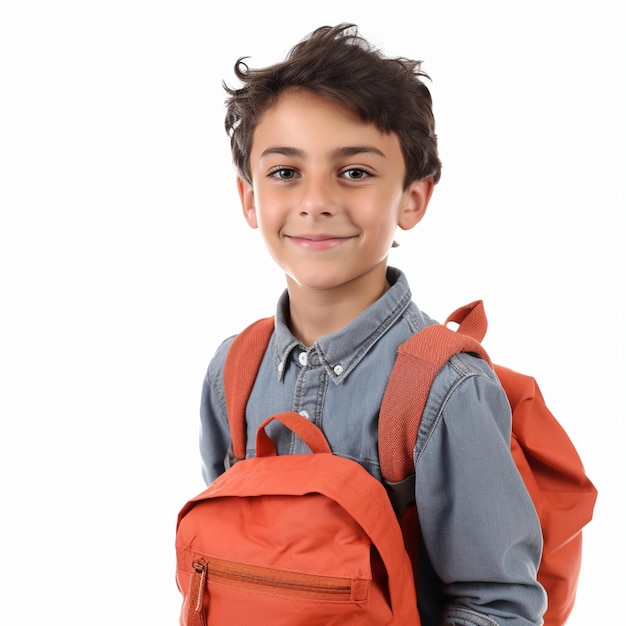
[398,177,435,231]
[237,177,258,229]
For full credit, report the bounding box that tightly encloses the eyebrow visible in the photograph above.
[259,145,387,159]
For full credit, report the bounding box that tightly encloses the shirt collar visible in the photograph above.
[271,267,412,383]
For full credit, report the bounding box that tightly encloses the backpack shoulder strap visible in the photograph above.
[223,301,490,481]
[223,317,275,461]
[378,300,491,484]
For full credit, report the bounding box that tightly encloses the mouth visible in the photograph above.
[285,234,357,251]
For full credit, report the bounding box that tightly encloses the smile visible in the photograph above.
[285,234,356,251]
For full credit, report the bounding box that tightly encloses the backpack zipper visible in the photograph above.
[187,560,208,626]
[190,557,367,605]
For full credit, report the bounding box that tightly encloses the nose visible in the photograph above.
[298,175,336,218]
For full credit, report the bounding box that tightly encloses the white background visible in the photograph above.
[2,1,624,624]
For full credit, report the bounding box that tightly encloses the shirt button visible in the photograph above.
[298,352,308,366]
[277,361,284,373]
[333,364,344,376]
[299,410,310,419]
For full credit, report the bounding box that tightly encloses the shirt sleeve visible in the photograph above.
[414,354,547,626]
[199,336,235,485]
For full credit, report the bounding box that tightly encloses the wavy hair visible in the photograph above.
[224,23,442,188]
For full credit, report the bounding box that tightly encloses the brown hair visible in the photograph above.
[223,23,442,188]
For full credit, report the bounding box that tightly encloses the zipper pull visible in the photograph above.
[186,560,207,626]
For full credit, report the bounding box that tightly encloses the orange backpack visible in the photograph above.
[176,300,597,626]
[176,411,420,625]
[377,300,598,626]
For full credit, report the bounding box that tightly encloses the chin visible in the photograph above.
[286,270,342,291]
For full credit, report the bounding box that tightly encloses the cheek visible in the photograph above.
[253,202,283,235]
[361,200,404,249]
[360,216,399,254]
[364,196,403,231]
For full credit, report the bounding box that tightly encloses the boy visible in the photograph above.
[199,24,547,625]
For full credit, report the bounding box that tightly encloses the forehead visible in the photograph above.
[259,88,362,126]
[250,89,401,158]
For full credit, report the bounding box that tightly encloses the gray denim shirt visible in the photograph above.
[199,267,547,626]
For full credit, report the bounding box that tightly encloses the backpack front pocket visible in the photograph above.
[190,557,369,603]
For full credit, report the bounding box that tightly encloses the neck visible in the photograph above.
[286,265,390,346]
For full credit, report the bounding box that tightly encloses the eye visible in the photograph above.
[268,167,298,181]
[340,167,372,181]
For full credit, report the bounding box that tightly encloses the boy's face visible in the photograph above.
[238,89,433,293]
